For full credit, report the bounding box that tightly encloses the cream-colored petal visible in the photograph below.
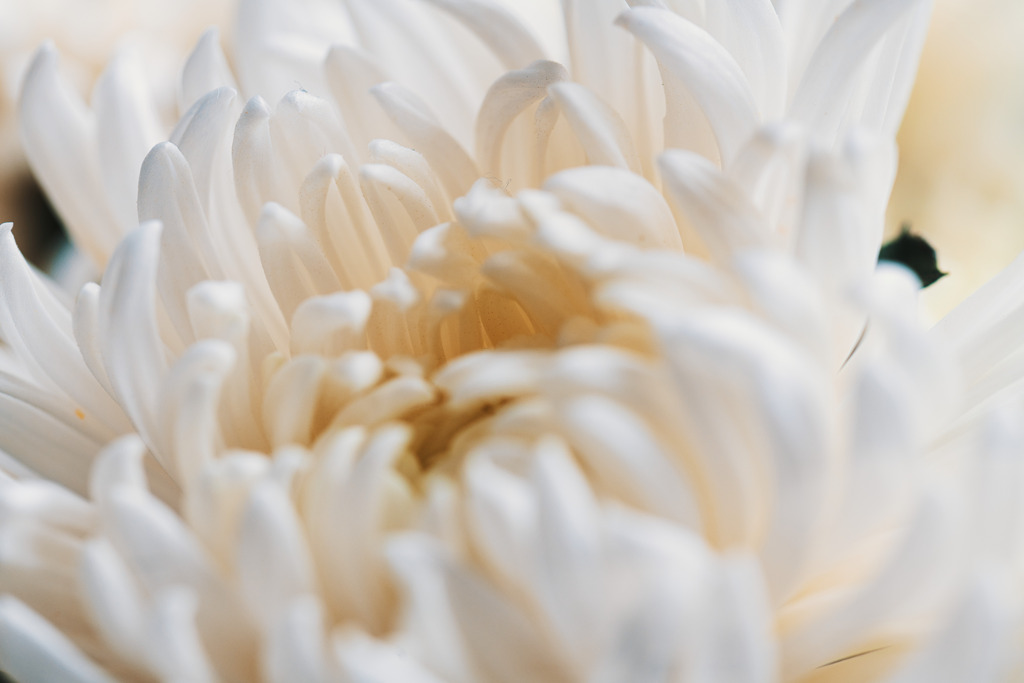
[618,7,759,165]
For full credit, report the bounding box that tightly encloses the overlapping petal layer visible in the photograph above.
[3,1,1024,681]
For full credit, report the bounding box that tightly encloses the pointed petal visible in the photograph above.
[19,44,120,265]
[617,7,760,165]
[179,27,239,113]
[93,49,164,231]
[547,82,642,173]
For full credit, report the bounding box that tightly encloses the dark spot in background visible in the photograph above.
[1,169,67,271]
[878,223,947,287]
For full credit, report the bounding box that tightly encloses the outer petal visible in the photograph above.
[617,7,760,165]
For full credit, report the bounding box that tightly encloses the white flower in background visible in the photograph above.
[0,0,232,266]
[1,0,1023,681]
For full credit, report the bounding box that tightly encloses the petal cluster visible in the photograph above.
[2,1,1023,681]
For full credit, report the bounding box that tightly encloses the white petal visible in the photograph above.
[298,153,391,289]
[233,0,345,102]
[291,290,372,357]
[88,434,148,503]
[72,283,118,405]
[88,433,179,510]
[187,281,266,451]
[434,350,548,408]
[96,221,171,457]
[464,454,536,593]
[233,95,286,224]
[334,629,447,683]
[138,142,219,351]
[0,596,116,683]
[19,44,120,265]
[703,0,787,120]
[692,554,777,682]
[660,145,769,264]
[372,80,479,200]
[0,479,94,535]
[264,595,329,683]
[727,124,807,239]
[732,251,830,366]
[329,376,437,431]
[884,575,1013,683]
[544,166,680,249]
[794,148,873,293]
[360,162,442,265]
[0,227,129,435]
[617,7,760,165]
[263,355,328,448]
[658,310,833,600]
[342,0,488,149]
[562,0,660,174]
[530,439,603,659]
[475,60,568,176]
[408,222,485,288]
[77,539,147,670]
[157,339,235,484]
[144,587,219,683]
[105,490,257,681]
[168,87,241,218]
[236,481,316,628]
[419,0,545,70]
[257,202,342,322]
[0,519,87,634]
[780,487,962,678]
[179,27,239,113]
[312,426,412,631]
[369,138,452,221]
[387,535,478,682]
[93,49,164,231]
[391,534,568,682]
[324,45,405,162]
[0,383,106,497]
[547,82,641,173]
[480,249,585,337]
[270,89,361,196]
[554,393,702,530]
[103,487,213,593]
[454,178,531,242]
[789,0,929,140]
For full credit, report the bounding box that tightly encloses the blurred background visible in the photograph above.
[0,0,1021,325]
[889,0,1024,322]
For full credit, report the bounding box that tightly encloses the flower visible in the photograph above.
[1,0,1022,681]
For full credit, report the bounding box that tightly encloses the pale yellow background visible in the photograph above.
[889,0,1024,322]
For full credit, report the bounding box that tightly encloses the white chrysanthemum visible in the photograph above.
[2,1,1023,681]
